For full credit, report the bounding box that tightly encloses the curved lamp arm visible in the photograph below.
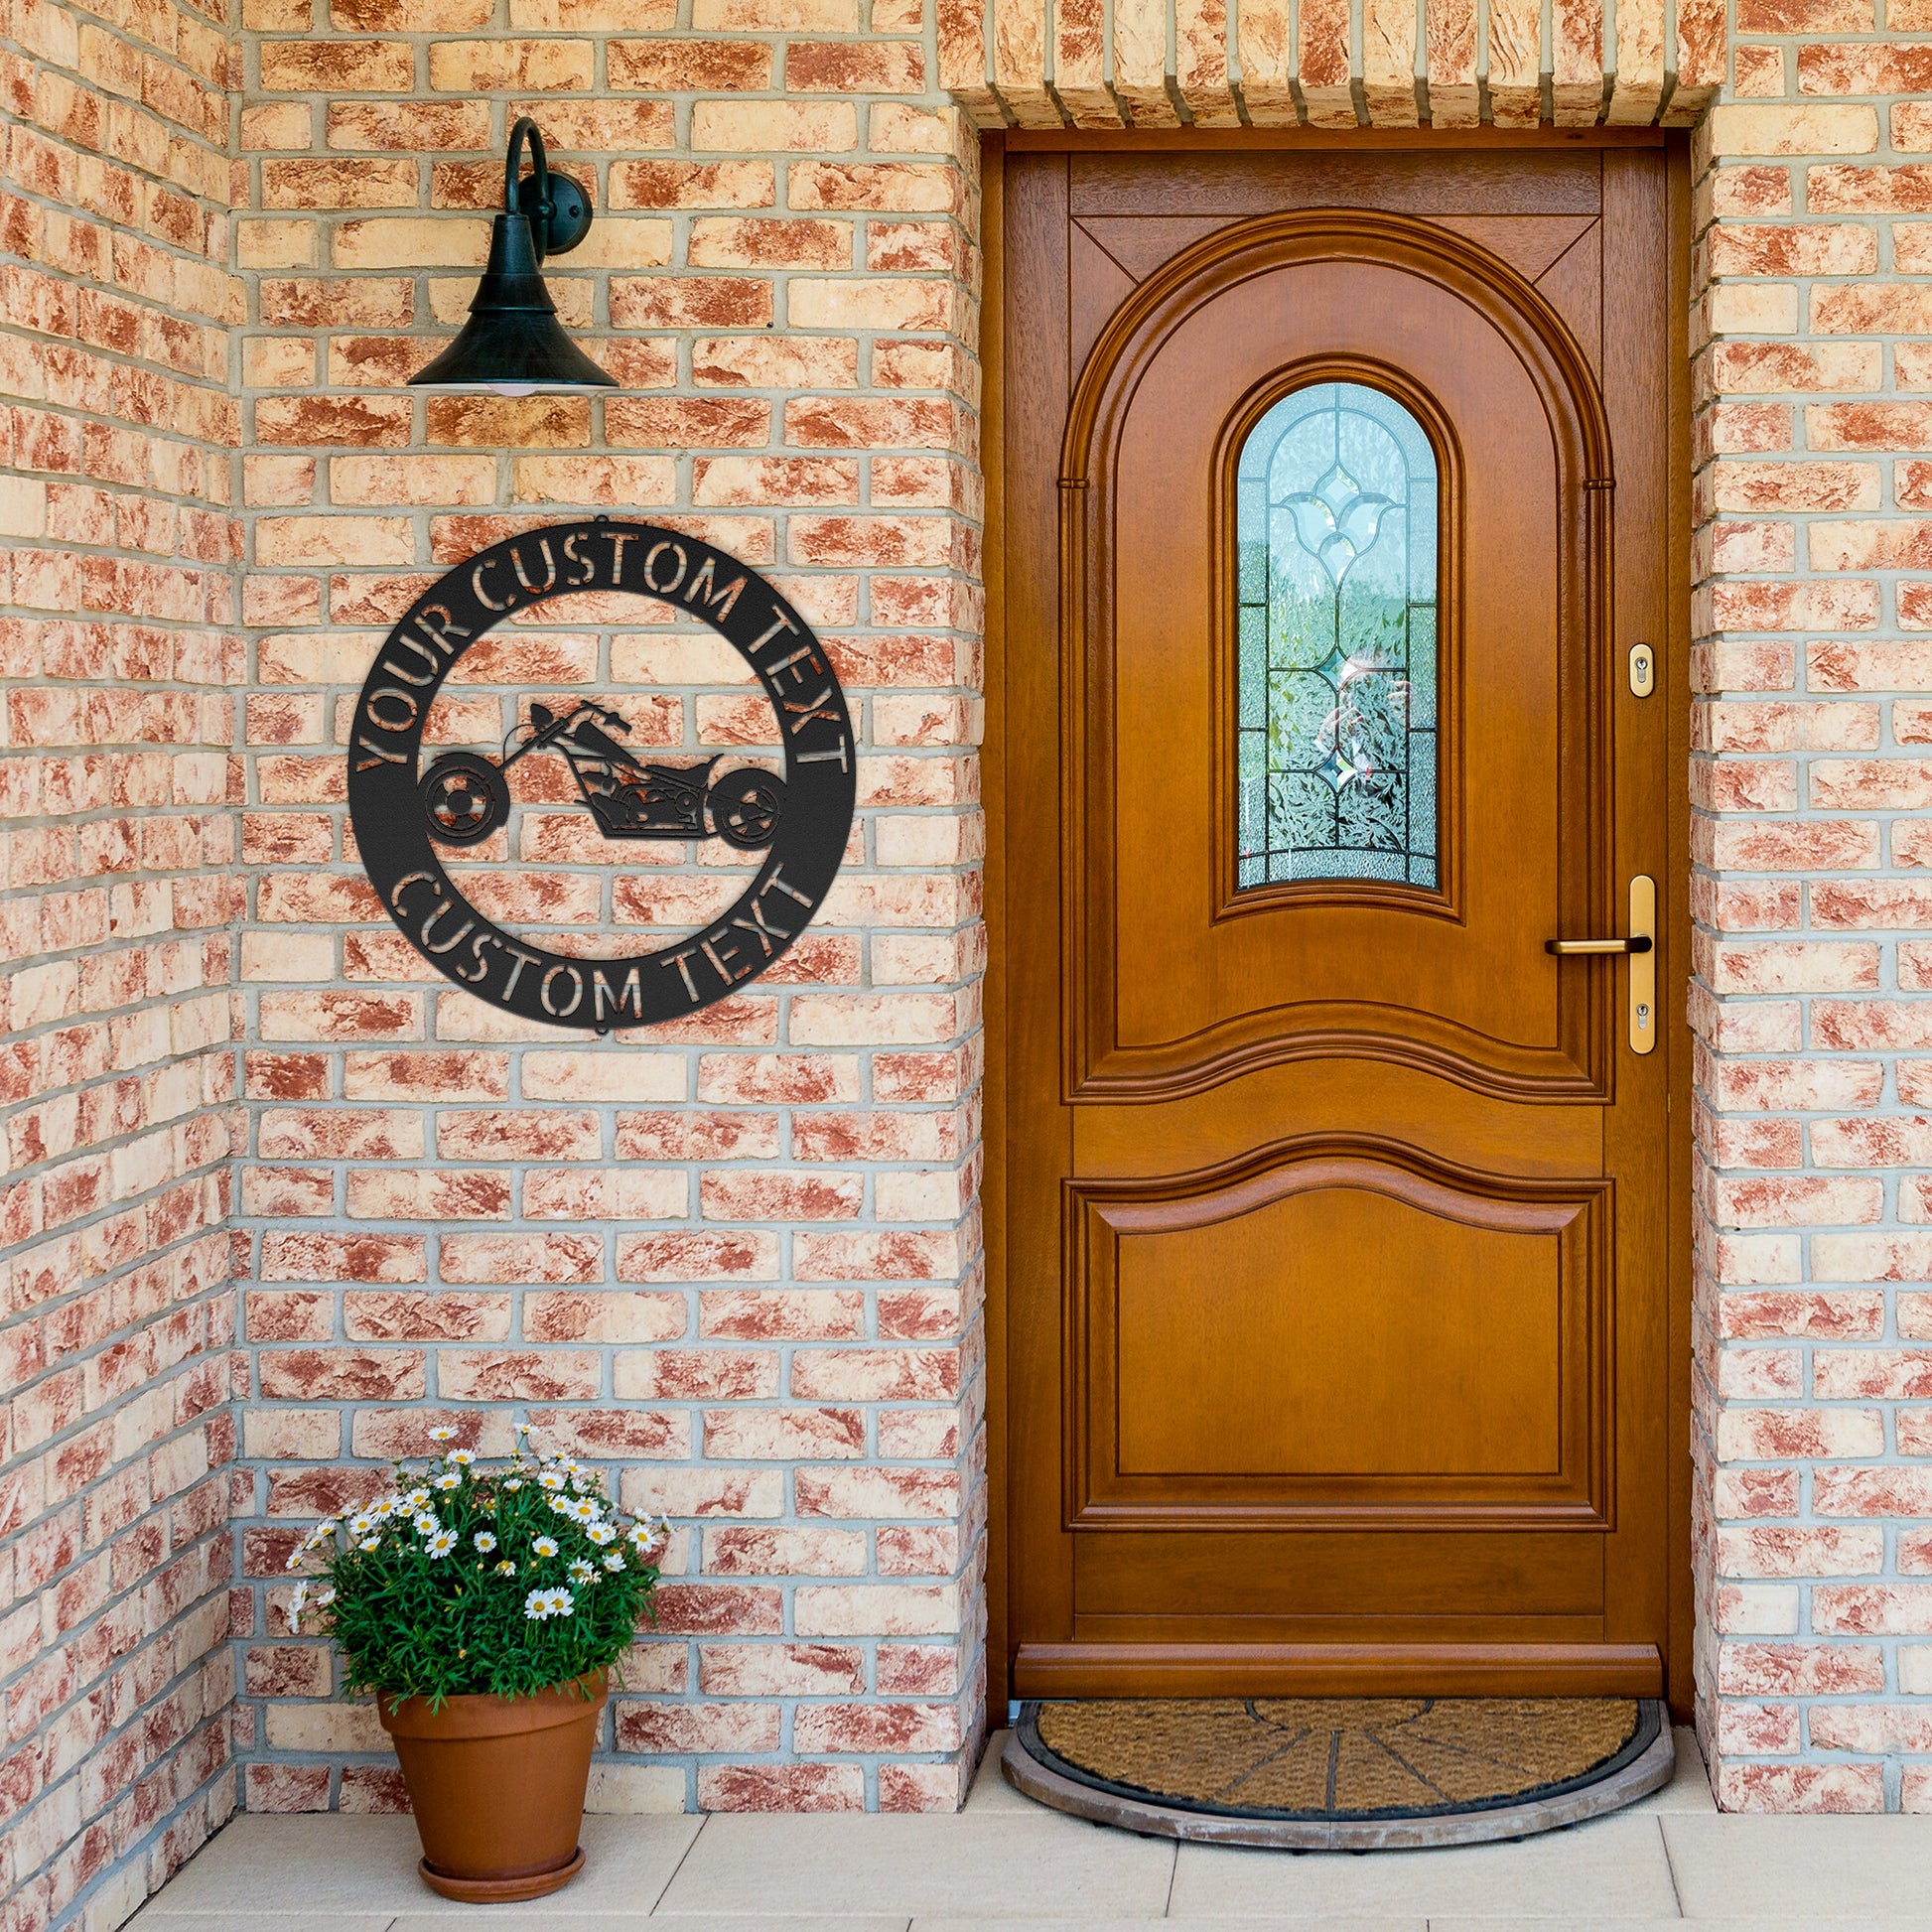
[505,115,552,262]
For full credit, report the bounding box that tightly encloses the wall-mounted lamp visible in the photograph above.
[410,117,615,397]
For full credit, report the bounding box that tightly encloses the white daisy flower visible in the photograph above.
[447,1449,476,1466]
[346,1513,373,1538]
[532,1535,559,1559]
[494,1559,517,1576]
[284,1549,303,1573]
[550,1587,575,1617]
[503,1478,523,1492]
[564,1498,598,1524]
[288,1581,309,1628]
[568,1559,595,1585]
[429,1426,457,1443]
[358,1537,381,1552]
[586,1523,617,1546]
[602,1552,626,1573]
[523,1587,555,1621]
[473,1531,497,1554]
[428,1529,458,1557]
[538,1470,567,1491]
[433,1470,461,1491]
[315,1586,336,1608]
[404,1488,430,1510]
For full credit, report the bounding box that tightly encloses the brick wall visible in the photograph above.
[0,0,244,1921]
[226,3,989,1819]
[23,0,1932,1898]
[1692,54,1932,1811]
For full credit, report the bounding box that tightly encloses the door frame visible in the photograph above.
[981,127,1696,1721]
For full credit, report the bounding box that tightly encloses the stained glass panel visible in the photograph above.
[1235,381,1440,891]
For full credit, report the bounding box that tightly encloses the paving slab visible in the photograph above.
[1662,1814,1932,1919]
[397,1920,898,1932]
[1626,1729,1716,1814]
[1170,1815,1680,1919]
[131,1917,393,1931]
[655,1814,1175,1918]
[132,1820,421,1915]
[1432,1921,1932,1932]
[964,1730,1033,1813]
[134,1814,703,1916]
[919,1918,1425,1932]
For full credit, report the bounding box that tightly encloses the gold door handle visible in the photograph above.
[1544,877,1657,1055]
[1544,935,1652,955]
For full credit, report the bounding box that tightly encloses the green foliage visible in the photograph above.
[286,1427,668,1708]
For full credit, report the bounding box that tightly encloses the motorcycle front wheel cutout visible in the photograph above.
[709,769,786,850]
[421,752,511,846]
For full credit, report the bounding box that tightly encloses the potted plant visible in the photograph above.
[286,1425,669,1902]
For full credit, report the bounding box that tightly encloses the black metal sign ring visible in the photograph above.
[347,517,855,1033]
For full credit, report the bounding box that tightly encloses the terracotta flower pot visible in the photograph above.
[377,1672,607,1902]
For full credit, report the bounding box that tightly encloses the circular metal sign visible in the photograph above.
[346,518,855,1032]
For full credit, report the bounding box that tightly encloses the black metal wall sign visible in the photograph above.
[347,518,855,1032]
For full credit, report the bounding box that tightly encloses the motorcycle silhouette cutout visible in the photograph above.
[419,700,786,852]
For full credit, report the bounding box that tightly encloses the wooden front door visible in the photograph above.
[997,142,1687,1702]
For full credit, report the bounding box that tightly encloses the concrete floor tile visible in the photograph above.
[633,1921,904,1932]
[396,1921,897,1932]
[1432,1922,1932,1932]
[1422,1922,1693,1932]
[132,1819,424,1913]
[964,1732,1035,1813]
[919,1920,1424,1932]
[654,1815,1175,1917]
[132,1918,393,1930]
[1170,1816,1679,1918]
[1662,1814,1932,1918]
[1625,1730,1716,1816]
[389,1921,655,1932]
[134,1814,703,1916]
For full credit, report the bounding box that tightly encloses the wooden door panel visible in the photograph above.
[1071,1059,1604,1178]
[1536,224,1605,374]
[1066,150,1603,219]
[1003,143,1681,1701]
[1069,1148,1609,1529]
[1075,1530,1605,1619]
[1116,1192,1565,1479]
[1064,214,1618,1107]
[1428,214,1597,280]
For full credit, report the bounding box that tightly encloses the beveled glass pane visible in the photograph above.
[1233,381,1441,891]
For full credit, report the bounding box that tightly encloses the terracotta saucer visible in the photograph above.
[417,1845,585,1902]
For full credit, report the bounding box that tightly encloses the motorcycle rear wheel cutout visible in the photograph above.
[420,751,510,846]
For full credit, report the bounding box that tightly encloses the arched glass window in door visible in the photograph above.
[1236,381,1439,890]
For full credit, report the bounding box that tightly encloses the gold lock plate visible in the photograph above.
[1629,874,1656,1055]
[1628,641,1655,698]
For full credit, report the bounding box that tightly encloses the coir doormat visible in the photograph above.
[1004,1697,1673,1849]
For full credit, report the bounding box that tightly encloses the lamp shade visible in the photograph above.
[410,118,615,396]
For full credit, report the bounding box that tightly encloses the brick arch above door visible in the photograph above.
[937,0,1725,129]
